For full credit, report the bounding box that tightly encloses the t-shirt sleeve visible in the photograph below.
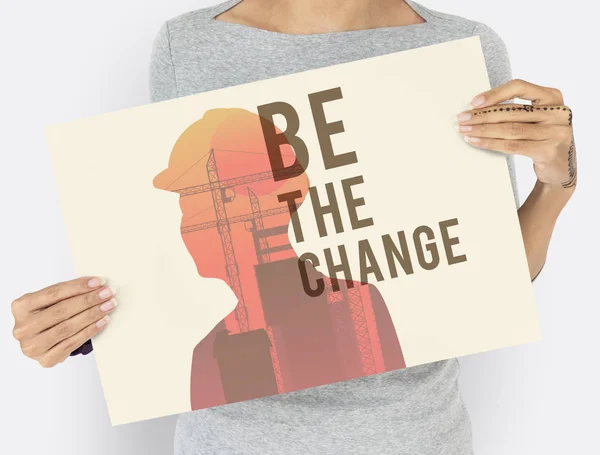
[149,21,179,103]
[473,22,520,209]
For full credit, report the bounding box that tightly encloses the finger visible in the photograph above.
[30,285,116,333]
[463,136,544,158]
[37,316,111,368]
[33,299,117,354]
[22,277,106,312]
[458,104,572,126]
[458,122,565,141]
[469,79,565,109]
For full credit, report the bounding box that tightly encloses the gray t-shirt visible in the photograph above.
[150,1,519,454]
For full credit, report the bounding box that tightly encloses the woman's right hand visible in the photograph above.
[11,277,116,368]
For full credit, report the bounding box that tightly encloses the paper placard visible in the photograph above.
[47,37,540,425]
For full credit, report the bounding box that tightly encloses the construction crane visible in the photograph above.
[176,148,375,376]
[174,149,302,333]
[175,163,305,197]
[246,188,284,393]
[205,151,250,332]
[323,277,377,376]
[181,206,289,235]
[344,284,377,375]
[247,188,271,264]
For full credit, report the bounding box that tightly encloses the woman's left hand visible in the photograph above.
[457,79,577,191]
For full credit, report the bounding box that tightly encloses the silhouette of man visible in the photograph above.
[153,108,405,411]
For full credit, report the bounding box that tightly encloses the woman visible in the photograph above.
[11,1,576,453]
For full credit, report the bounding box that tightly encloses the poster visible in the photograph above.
[47,37,540,425]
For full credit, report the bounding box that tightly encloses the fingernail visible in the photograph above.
[97,316,110,328]
[457,112,471,122]
[470,96,485,108]
[464,136,480,143]
[88,277,106,288]
[98,287,115,299]
[100,299,117,312]
[458,125,472,132]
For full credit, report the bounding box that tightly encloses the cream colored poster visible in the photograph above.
[47,37,540,426]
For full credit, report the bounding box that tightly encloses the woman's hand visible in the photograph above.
[11,277,116,368]
[457,78,577,191]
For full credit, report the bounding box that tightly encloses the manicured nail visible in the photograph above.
[464,136,480,143]
[97,316,110,328]
[458,125,472,132]
[98,287,115,299]
[457,112,471,122]
[100,299,117,312]
[88,277,105,288]
[470,96,485,108]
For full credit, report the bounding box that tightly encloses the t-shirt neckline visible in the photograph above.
[207,0,436,40]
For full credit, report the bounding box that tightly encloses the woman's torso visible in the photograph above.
[150,1,517,453]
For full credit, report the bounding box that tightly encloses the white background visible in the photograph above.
[0,1,597,454]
